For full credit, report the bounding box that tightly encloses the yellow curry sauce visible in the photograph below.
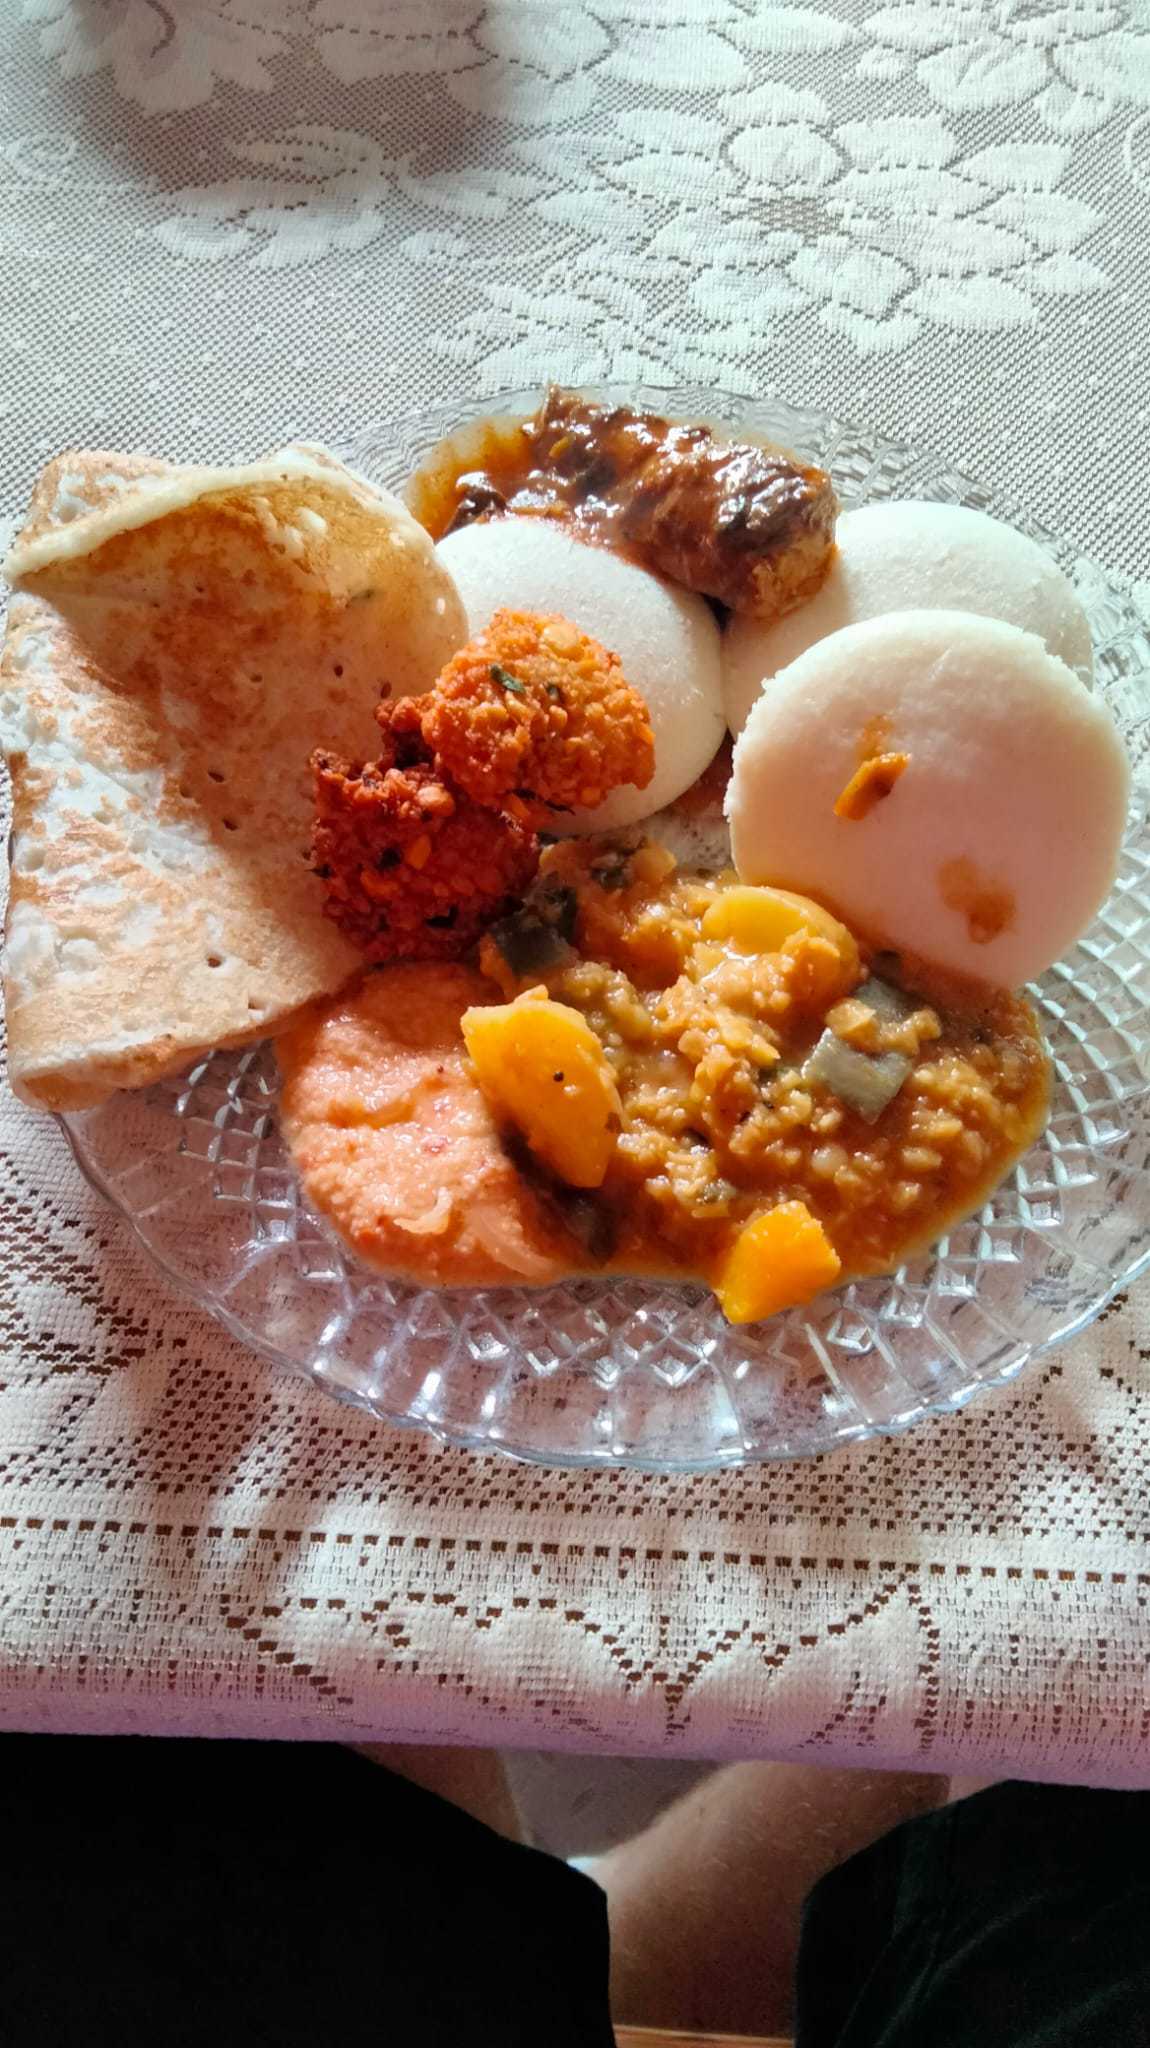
[476,839,1051,1290]
[279,838,1050,1322]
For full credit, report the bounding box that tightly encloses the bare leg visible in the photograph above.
[948,1774,999,1803]
[598,1761,948,2039]
[353,1743,522,1841]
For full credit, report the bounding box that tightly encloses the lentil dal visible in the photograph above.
[479,838,1051,1284]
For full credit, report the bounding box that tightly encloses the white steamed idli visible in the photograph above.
[726,610,1129,989]
[437,517,724,832]
[723,500,1093,738]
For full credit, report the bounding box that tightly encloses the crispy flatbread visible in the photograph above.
[1,445,467,1110]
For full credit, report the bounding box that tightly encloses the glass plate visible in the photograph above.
[61,387,1150,1472]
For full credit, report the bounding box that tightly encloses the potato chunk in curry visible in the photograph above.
[462,987,622,1189]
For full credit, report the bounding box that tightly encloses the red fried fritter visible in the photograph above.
[408,607,655,824]
[311,725,538,963]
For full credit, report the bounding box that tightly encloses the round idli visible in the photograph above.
[726,610,1129,988]
[722,500,1093,738]
[437,518,724,832]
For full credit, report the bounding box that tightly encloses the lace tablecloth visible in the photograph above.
[2,0,1150,1785]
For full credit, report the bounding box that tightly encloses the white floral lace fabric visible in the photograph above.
[2,0,1150,1780]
